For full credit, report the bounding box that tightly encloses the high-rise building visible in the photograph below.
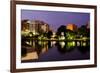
[21,20,49,35]
[66,24,77,31]
[30,20,39,35]
[30,20,49,35]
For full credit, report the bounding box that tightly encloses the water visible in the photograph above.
[21,40,90,63]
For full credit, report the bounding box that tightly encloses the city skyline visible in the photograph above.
[21,10,90,32]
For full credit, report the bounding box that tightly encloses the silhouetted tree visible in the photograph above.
[78,25,90,37]
[47,30,53,38]
[56,25,67,36]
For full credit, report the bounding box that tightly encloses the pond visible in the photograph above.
[21,40,90,63]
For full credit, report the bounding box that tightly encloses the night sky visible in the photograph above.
[21,10,90,32]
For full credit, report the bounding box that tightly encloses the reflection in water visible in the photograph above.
[77,45,90,54]
[57,41,76,54]
[51,41,56,47]
[77,41,80,46]
[21,40,90,62]
[21,47,27,57]
[59,41,65,48]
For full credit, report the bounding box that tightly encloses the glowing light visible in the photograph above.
[77,42,80,46]
[72,41,75,46]
[83,42,86,46]
[26,41,30,45]
[59,42,65,48]
[29,34,32,37]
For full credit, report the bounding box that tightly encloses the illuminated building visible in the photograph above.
[21,20,31,36]
[31,20,49,34]
[21,20,30,31]
[30,20,40,35]
[66,24,77,31]
[21,20,49,35]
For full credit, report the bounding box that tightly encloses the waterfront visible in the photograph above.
[21,39,90,62]
[21,10,90,63]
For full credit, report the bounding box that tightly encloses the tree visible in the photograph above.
[66,29,76,39]
[56,25,67,37]
[78,25,90,37]
[47,30,53,38]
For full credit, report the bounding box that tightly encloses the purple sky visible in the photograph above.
[21,10,90,32]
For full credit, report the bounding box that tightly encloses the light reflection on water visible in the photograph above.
[21,40,90,62]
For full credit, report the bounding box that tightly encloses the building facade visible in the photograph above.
[66,24,77,31]
[21,20,49,35]
[21,20,30,31]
